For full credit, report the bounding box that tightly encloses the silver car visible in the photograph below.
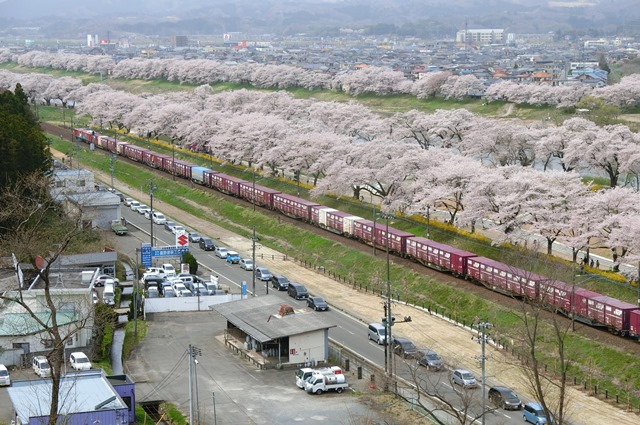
[451,369,478,389]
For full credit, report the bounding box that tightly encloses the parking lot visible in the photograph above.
[126,311,380,424]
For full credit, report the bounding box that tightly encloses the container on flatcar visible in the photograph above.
[192,166,213,185]
[310,206,336,227]
[210,173,244,196]
[586,295,637,332]
[238,182,281,207]
[405,237,477,276]
[272,193,319,221]
[122,144,148,163]
[573,288,602,318]
[630,310,640,338]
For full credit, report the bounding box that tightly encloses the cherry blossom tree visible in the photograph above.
[333,66,412,96]
[411,71,453,99]
[439,74,485,100]
[41,76,83,108]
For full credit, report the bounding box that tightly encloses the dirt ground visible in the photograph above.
[55,148,640,425]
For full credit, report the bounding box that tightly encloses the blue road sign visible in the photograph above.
[242,281,247,298]
[141,243,152,268]
[151,245,189,258]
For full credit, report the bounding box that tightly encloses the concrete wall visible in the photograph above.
[143,293,244,313]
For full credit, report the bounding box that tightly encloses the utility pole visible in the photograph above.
[148,181,157,246]
[134,248,139,338]
[109,154,116,190]
[426,205,431,238]
[474,321,492,425]
[188,345,202,425]
[252,226,257,296]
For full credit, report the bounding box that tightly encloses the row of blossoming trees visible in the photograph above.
[4,48,640,107]
[2,64,640,268]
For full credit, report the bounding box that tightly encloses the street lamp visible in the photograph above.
[252,226,258,297]
[378,211,393,377]
[426,205,431,239]
[109,154,116,190]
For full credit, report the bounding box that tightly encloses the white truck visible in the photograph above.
[295,366,342,389]
[304,371,348,395]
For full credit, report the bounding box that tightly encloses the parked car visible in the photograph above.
[188,232,202,242]
[94,274,119,287]
[177,289,193,297]
[451,369,478,389]
[239,258,254,270]
[523,402,553,424]
[215,247,229,259]
[32,356,51,378]
[162,263,176,277]
[307,296,329,311]
[416,349,444,370]
[69,352,92,371]
[271,275,289,290]
[392,337,418,358]
[163,288,176,298]
[172,225,185,235]
[164,220,176,232]
[0,364,10,387]
[147,286,160,298]
[152,211,167,225]
[255,267,273,282]
[488,386,523,410]
[199,237,215,251]
[226,251,240,264]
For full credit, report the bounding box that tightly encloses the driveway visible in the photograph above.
[125,311,377,424]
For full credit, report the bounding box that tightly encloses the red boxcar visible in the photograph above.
[467,257,538,297]
[350,220,413,254]
[272,194,319,220]
[202,170,219,187]
[238,182,281,207]
[539,280,573,313]
[73,128,99,144]
[97,135,117,152]
[573,288,602,318]
[310,206,336,227]
[630,310,640,338]
[161,158,193,179]
[405,237,477,276]
[586,296,637,332]
[122,144,148,163]
[148,152,170,169]
[325,210,362,235]
[210,173,243,196]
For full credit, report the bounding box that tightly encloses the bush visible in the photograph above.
[183,251,198,274]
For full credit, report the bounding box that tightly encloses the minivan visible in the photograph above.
[523,402,553,424]
[287,282,308,300]
[367,323,389,345]
[32,356,51,378]
[0,364,10,386]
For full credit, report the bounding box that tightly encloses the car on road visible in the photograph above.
[416,349,444,370]
[226,251,240,264]
[239,258,254,270]
[123,197,134,206]
[188,232,202,242]
[137,205,150,215]
[70,352,92,371]
[271,275,290,290]
[450,369,478,389]
[199,237,215,251]
[488,386,522,410]
[215,247,229,259]
[164,220,176,232]
[172,225,186,235]
[392,337,418,358]
[523,402,553,424]
[144,209,154,219]
[152,211,166,225]
[255,267,273,282]
[129,201,141,211]
[307,296,329,311]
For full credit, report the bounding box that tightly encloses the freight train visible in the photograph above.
[73,128,640,339]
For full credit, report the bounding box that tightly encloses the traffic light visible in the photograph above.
[381,316,396,325]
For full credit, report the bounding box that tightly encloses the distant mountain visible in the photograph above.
[0,0,638,38]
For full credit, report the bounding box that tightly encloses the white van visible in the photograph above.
[103,282,115,306]
[32,356,51,378]
[70,352,92,371]
[367,323,389,345]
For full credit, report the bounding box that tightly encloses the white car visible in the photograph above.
[137,205,150,215]
[161,263,176,277]
[0,364,10,387]
[172,225,185,235]
[215,247,229,259]
[172,282,188,293]
[129,200,141,211]
[240,258,254,270]
[70,352,92,371]
[123,197,134,206]
[144,209,154,219]
[152,212,167,225]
